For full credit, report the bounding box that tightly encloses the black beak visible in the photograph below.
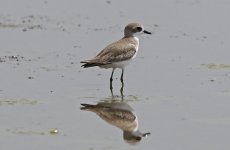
[143,30,152,34]
[142,132,151,137]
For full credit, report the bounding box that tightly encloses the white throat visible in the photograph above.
[134,36,139,51]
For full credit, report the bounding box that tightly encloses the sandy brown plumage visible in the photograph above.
[80,37,137,68]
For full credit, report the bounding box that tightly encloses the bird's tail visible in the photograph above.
[80,62,101,68]
[80,103,110,110]
[80,104,97,110]
[80,59,108,68]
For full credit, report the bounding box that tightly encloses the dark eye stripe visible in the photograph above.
[136,27,142,32]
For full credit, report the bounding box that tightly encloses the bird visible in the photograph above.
[80,23,151,89]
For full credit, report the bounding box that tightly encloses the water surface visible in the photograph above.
[1,0,230,150]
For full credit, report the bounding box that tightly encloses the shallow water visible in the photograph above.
[1,0,230,150]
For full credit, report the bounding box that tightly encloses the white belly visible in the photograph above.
[112,59,133,68]
[99,59,133,69]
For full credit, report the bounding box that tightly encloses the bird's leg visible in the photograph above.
[120,68,124,83]
[110,69,115,90]
[120,68,124,98]
[110,87,114,97]
[120,81,124,98]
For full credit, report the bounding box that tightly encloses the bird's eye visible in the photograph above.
[136,27,142,32]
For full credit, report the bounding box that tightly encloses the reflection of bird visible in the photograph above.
[80,101,150,144]
[80,23,151,90]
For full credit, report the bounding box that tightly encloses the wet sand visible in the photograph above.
[1,0,230,149]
